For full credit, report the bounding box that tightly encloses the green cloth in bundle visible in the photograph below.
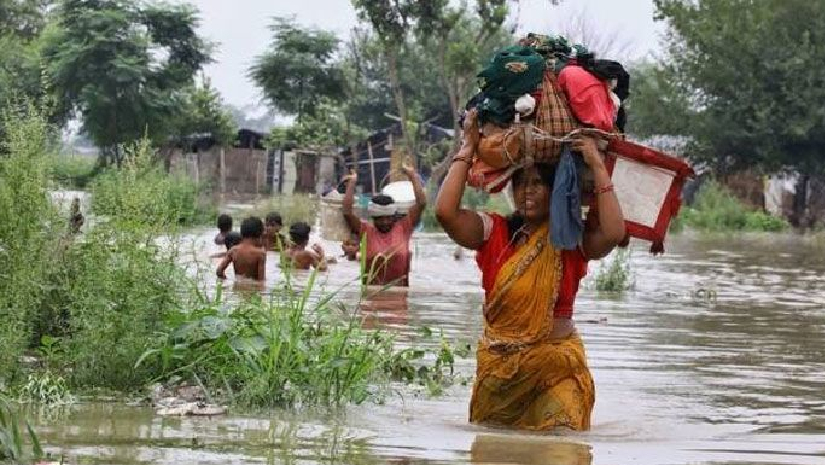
[477,46,546,101]
[478,96,516,126]
[520,33,590,73]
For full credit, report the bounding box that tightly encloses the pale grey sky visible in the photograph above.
[188,0,662,107]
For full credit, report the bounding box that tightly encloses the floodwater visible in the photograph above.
[33,228,825,465]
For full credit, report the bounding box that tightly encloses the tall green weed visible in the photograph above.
[0,105,63,382]
[0,395,43,463]
[91,140,214,227]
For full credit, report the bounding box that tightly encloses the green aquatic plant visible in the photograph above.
[18,372,73,405]
[0,395,43,463]
[593,248,634,293]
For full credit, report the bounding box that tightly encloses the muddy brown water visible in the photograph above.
[33,230,825,464]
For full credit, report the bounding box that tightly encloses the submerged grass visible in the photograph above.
[593,248,634,293]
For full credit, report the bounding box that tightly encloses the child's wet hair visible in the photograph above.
[217,213,233,232]
[224,231,242,250]
[266,212,283,226]
[289,221,311,244]
[240,216,264,239]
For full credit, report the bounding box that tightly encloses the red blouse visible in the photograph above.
[475,214,588,318]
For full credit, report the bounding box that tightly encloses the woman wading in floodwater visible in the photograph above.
[435,110,625,430]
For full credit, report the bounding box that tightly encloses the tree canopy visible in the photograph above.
[250,17,346,122]
[655,0,825,174]
[42,0,211,163]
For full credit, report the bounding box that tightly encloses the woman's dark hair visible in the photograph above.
[507,163,557,241]
[371,194,395,206]
[217,213,233,232]
[289,221,311,244]
[240,216,264,239]
[224,231,242,250]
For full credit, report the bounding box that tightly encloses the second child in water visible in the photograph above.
[287,222,327,270]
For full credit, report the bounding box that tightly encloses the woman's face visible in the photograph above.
[512,167,550,223]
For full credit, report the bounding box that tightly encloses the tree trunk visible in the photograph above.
[386,45,415,166]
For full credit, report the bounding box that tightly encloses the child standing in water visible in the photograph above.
[209,231,241,258]
[264,212,287,251]
[217,217,266,281]
[214,214,233,245]
[287,222,327,271]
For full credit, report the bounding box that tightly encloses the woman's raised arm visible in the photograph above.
[435,111,486,250]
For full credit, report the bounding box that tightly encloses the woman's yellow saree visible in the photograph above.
[470,223,595,431]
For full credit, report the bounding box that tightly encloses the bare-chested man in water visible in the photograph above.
[216,216,266,281]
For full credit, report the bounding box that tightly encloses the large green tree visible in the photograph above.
[0,1,55,112]
[624,62,694,139]
[43,0,211,166]
[655,0,825,176]
[250,17,346,123]
[0,0,53,40]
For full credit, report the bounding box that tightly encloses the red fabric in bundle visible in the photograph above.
[558,65,615,132]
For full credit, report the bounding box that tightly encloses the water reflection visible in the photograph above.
[470,434,592,465]
[360,287,409,329]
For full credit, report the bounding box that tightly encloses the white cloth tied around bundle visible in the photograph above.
[368,202,397,217]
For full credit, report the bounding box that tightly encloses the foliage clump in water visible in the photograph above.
[593,249,634,293]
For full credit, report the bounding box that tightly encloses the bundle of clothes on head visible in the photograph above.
[463,32,631,251]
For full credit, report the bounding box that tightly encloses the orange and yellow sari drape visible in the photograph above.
[470,223,595,431]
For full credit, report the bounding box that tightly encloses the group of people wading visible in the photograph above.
[215,114,624,431]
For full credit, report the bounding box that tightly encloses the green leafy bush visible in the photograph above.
[675,180,788,232]
[139,275,470,408]
[50,154,96,189]
[91,140,214,227]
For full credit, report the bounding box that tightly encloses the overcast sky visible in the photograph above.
[188,0,663,107]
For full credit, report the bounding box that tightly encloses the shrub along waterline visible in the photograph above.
[90,139,216,227]
[1,106,469,412]
[671,180,788,233]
